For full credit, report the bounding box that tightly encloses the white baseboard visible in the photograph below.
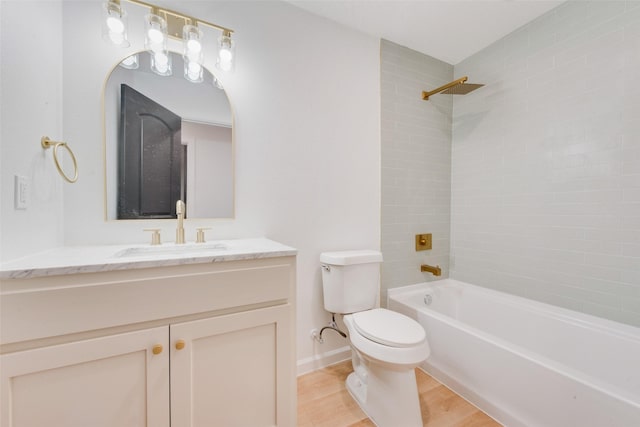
[297,345,351,376]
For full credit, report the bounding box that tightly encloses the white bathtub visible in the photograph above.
[387,279,640,427]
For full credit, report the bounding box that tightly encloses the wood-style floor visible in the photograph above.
[297,360,501,427]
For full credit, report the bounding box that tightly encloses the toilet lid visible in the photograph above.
[352,308,426,348]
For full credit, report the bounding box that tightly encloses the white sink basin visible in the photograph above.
[114,242,228,258]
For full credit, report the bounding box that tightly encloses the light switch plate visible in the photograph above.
[14,175,29,210]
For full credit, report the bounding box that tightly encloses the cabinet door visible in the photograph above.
[170,305,295,427]
[0,327,170,427]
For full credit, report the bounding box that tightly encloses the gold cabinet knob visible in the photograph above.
[152,344,163,355]
[175,340,186,350]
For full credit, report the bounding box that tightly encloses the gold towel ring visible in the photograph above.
[41,136,78,183]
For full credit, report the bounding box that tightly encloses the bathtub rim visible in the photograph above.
[387,279,640,342]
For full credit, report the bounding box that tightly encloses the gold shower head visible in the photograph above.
[421,76,484,100]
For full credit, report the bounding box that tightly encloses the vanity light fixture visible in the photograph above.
[102,0,235,81]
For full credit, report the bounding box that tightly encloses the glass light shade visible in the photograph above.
[102,1,130,47]
[183,25,203,63]
[184,60,203,83]
[145,13,167,53]
[216,33,235,72]
[150,51,172,76]
[183,24,204,83]
[119,54,139,70]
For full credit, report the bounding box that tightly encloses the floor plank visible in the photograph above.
[297,360,502,427]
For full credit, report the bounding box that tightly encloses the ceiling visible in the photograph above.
[287,0,563,65]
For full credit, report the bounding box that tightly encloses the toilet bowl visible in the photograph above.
[319,250,430,427]
[343,309,430,427]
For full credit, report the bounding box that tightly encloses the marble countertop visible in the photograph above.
[0,238,297,280]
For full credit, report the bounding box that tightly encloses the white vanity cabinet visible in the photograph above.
[0,253,296,427]
[1,327,171,427]
[170,304,292,426]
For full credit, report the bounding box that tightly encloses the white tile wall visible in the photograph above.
[380,40,453,302]
[452,1,640,326]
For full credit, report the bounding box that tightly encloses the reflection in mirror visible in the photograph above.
[104,51,234,220]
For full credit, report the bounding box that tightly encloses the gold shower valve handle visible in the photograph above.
[152,344,163,355]
[415,234,432,251]
[175,340,186,350]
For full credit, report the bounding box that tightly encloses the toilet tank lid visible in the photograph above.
[320,250,383,265]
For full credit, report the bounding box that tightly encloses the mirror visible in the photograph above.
[104,51,234,220]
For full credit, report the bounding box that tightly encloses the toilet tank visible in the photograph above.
[320,250,383,314]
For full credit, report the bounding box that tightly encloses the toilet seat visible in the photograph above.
[343,312,430,367]
[352,308,426,347]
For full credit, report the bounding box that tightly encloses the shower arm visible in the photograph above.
[421,76,468,100]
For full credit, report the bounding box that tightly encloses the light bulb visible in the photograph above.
[184,60,203,83]
[188,62,201,73]
[187,64,201,80]
[155,52,168,66]
[187,39,202,53]
[151,51,172,76]
[219,48,232,63]
[106,16,124,34]
[147,27,164,44]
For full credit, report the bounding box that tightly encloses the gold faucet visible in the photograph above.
[176,200,185,244]
[420,264,441,276]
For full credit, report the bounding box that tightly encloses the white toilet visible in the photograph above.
[320,250,430,427]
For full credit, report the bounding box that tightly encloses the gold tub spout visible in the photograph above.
[420,264,441,276]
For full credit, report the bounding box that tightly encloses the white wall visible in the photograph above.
[0,1,65,261]
[380,40,452,302]
[0,1,380,371]
[451,1,640,326]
